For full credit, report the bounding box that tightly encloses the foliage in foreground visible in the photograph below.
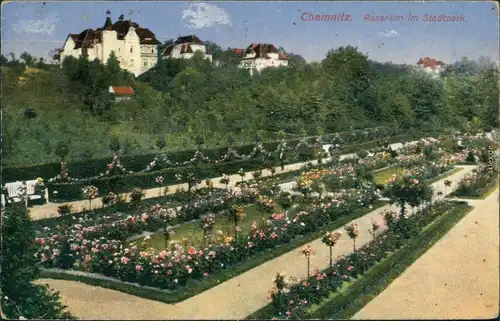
[1,204,75,319]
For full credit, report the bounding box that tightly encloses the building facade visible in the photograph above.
[59,11,160,77]
[234,43,288,75]
[161,35,213,61]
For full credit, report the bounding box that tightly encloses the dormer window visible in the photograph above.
[130,47,133,53]
[151,49,154,53]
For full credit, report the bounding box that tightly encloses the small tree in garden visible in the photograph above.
[321,231,343,268]
[228,205,245,238]
[383,175,432,219]
[269,272,288,312]
[269,165,276,176]
[186,172,201,192]
[381,210,398,230]
[344,222,360,251]
[219,174,230,189]
[444,179,452,195]
[252,170,262,180]
[200,213,216,248]
[82,185,98,210]
[155,176,164,196]
[238,168,245,182]
[299,244,315,279]
[205,179,214,191]
[369,220,381,240]
[437,191,443,200]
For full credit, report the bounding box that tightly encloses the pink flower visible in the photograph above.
[121,256,130,264]
[247,241,254,248]
[167,270,173,275]
[187,246,197,255]
[347,265,354,271]
[136,265,143,271]
[203,272,209,277]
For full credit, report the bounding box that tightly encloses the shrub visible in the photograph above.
[129,188,145,203]
[57,204,73,216]
[23,108,37,118]
[466,151,475,163]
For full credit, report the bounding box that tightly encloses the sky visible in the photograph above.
[1,1,498,65]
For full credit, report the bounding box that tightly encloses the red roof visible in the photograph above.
[231,48,244,56]
[416,57,444,69]
[278,53,288,60]
[110,86,134,96]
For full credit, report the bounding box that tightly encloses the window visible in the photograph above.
[130,59,134,66]
[118,48,120,52]
[144,60,148,67]
[151,48,154,53]
[130,47,133,53]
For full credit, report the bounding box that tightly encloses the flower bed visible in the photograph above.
[6,126,401,182]
[251,201,470,320]
[34,189,258,246]
[448,165,498,198]
[35,183,379,291]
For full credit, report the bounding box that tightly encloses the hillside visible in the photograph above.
[1,47,498,167]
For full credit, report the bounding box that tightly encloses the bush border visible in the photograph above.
[38,201,388,304]
[448,174,499,200]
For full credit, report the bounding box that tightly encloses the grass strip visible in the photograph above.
[307,203,472,319]
[39,200,388,304]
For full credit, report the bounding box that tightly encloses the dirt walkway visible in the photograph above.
[352,187,499,320]
[35,166,474,320]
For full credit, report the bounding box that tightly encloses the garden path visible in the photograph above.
[35,166,475,320]
[352,186,499,320]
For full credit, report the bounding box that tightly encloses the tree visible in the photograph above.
[156,136,167,151]
[1,204,74,319]
[106,51,121,75]
[109,136,121,153]
[0,54,8,65]
[20,51,35,66]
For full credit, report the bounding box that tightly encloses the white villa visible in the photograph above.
[233,43,288,75]
[58,11,160,77]
[161,35,212,62]
[416,57,445,78]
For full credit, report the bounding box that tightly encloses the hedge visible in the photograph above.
[44,131,437,202]
[3,125,400,182]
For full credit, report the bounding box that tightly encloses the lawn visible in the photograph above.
[372,167,406,185]
[131,202,285,250]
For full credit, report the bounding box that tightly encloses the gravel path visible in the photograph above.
[35,166,474,320]
[352,186,499,319]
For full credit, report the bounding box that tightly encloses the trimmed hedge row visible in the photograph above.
[45,131,438,202]
[3,125,400,182]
